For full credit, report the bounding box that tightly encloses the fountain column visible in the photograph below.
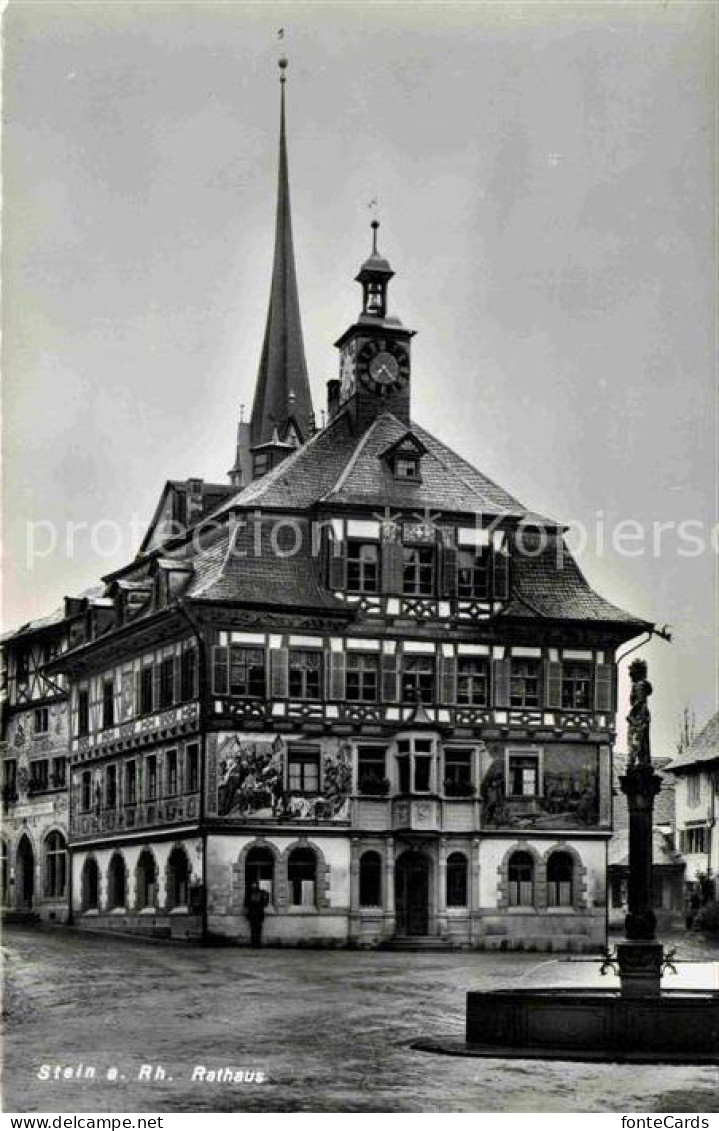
[615,658,663,998]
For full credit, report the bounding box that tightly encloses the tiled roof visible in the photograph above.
[1,585,105,644]
[502,537,648,627]
[187,517,346,612]
[214,409,549,520]
[608,828,683,868]
[665,711,719,772]
[612,753,676,834]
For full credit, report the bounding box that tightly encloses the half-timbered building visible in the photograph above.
[5,64,651,950]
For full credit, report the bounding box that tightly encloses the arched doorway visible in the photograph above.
[17,836,35,911]
[395,851,430,936]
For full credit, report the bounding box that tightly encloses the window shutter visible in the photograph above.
[270,648,289,698]
[545,661,562,709]
[326,652,346,701]
[212,646,228,696]
[493,547,510,600]
[440,531,457,598]
[153,664,162,710]
[327,529,346,590]
[135,670,142,716]
[594,663,613,711]
[493,659,511,708]
[381,534,403,595]
[381,653,400,702]
[439,655,456,704]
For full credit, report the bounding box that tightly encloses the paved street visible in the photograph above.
[3,924,718,1113]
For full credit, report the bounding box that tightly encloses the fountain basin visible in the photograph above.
[461,987,719,1062]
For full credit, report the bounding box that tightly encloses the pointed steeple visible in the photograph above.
[249,58,314,453]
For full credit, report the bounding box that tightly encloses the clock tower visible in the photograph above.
[333,221,415,430]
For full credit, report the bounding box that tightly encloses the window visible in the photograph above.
[457,548,490,600]
[16,651,30,682]
[81,770,92,812]
[287,847,317,906]
[125,761,137,806]
[289,651,322,700]
[159,658,175,709]
[82,858,99,911]
[359,851,382,907]
[683,826,710,854]
[508,754,540,797]
[146,755,157,800]
[402,546,435,596]
[401,656,435,704]
[245,846,274,901]
[358,747,388,794]
[34,707,49,734]
[457,658,489,705]
[180,648,198,701]
[547,852,574,907]
[253,452,270,479]
[167,847,190,909]
[561,662,592,710]
[508,851,535,907]
[288,747,320,794]
[510,659,540,708]
[29,760,49,793]
[346,653,379,702]
[687,775,701,806]
[186,744,200,792]
[105,765,117,809]
[166,750,178,796]
[44,831,67,898]
[139,666,153,715]
[42,640,58,665]
[396,737,434,793]
[102,680,115,729]
[108,854,126,910]
[51,757,66,789]
[77,690,89,736]
[446,852,468,908]
[136,850,156,909]
[395,457,420,481]
[444,749,472,793]
[3,759,18,802]
[230,647,266,698]
[347,542,379,593]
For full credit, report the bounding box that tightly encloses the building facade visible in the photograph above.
[666,712,718,905]
[3,65,651,951]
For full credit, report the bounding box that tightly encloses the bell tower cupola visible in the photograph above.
[357,220,394,319]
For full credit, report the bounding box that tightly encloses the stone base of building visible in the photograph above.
[72,911,203,942]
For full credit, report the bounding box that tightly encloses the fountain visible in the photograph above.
[418,661,719,1063]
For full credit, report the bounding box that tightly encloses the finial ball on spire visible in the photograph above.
[278,57,288,83]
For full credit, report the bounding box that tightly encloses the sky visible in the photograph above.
[2,0,716,754]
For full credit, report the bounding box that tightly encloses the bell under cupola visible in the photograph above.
[229,59,315,486]
[332,221,415,431]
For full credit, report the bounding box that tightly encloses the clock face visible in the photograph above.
[357,338,410,396]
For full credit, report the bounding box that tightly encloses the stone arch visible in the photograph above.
[233,838,281,912]
[81,854,101,912]
[134,846,159,911]
[43,828,68,899]
[16,832,36,911]
[280,838,331,911]
[164,844,192,911]
[496,842,543,911]
[541,842,589,911]
[107,850,128,911]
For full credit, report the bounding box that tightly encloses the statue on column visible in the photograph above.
[626,658,652,766]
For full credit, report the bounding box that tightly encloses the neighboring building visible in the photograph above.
[4,67,652,951]
[608,753,684,929]
[666,712,719,904]
[0,599,90,922]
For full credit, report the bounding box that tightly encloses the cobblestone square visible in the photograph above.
[3,925,718,1113]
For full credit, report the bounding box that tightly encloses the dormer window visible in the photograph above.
[381,431,426,483]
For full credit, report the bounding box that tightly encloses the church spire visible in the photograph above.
[248,58,314,456]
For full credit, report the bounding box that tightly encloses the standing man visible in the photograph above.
[245,880,270,947]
